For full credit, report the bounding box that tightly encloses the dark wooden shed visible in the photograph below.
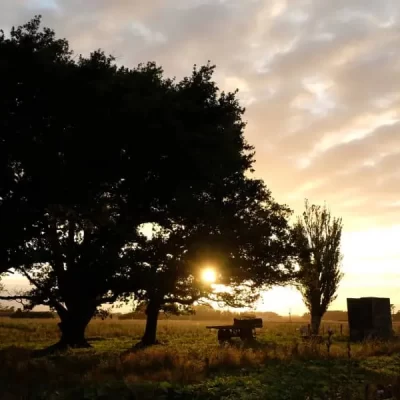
[347,297,393,341]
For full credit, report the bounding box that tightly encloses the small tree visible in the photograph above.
[293,199,343,334]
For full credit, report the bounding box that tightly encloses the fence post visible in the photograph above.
[340,324,343,335]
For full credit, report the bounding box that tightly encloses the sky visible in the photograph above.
[2,0,400,316]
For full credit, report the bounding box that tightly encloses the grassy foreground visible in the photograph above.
[1,318,400,399]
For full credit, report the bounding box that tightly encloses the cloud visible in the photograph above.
[2,0,400,229]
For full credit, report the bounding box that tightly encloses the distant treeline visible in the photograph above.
[0,305,354,321]
[305,310,399,322]
[302,311,349,322]
[117,305,288,321]
[116,308,351,322]
[0,308,55,319]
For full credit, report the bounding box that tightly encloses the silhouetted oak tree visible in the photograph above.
[128,226,256,346]
[0,17,295,349]
[130,179,298,346]
[293,200,343,334]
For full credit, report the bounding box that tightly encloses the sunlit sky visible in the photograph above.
[2,0,400,316]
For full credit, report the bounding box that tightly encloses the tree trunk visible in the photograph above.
[56,307,95,349]
[310,314,321,335]
[141,300,161,346]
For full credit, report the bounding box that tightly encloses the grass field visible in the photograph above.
[1,318,400,399]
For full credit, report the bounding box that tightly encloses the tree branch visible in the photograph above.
[67,218,75,269]
[166,296,201,306]
[0,268,13,274]
[0,295,36,301]
[47,214,66,279]
[97,293,120,305]
[20,269,43,289]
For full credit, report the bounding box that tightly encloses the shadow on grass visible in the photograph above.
[2,343,400,399]
[87,336,109,342]
[30,337,109,357]
[3,338,400,399]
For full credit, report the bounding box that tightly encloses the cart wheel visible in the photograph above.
[219,339,233,347]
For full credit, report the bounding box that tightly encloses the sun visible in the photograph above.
[201,267,217,284]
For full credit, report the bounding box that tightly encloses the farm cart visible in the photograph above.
[206,318,263,344]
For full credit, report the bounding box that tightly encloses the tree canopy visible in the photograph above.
[127,180,298,346]
[0,16,297,349]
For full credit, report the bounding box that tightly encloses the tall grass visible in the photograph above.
[1,318,400,399]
